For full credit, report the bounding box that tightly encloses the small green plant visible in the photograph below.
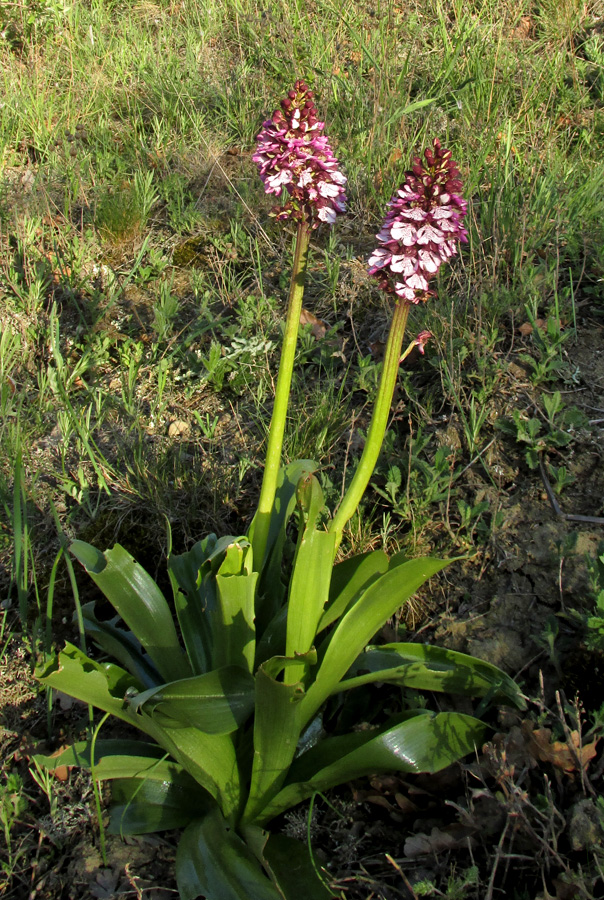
[519,311,572,386]
[546,462,576,495]
[496,391,587,470]
[373,429,460,532]
[0,772,30,880]
[584,545,604,652]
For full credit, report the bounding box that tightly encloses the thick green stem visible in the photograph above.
[329,301,410,550]
[251,222,311,571]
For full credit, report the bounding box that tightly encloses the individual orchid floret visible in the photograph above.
[413,330,432,354]
[253,80,347,228]
[368,139,468,302]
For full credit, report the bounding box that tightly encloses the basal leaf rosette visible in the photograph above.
[253,80,347,228]
[368,138,468,303]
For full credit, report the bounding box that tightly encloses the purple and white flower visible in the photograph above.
[368,139,468,303]
[253,81,347,228]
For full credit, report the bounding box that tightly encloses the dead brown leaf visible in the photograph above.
[299,308,327,340]
[511,16,535,40]
[526,725,599,776]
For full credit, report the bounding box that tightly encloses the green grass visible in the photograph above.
[1,0,603,592]
[2,3,604,896]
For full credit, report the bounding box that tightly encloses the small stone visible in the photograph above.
[168,420,190,439]
[567,799,604,852]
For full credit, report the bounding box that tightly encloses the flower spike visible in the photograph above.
[368,139,468,302]
[253,80,347,228]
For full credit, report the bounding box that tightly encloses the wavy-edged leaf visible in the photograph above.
[81,602,161,689]
[176,809,282,900]
[36,648,242,818]
[127,666,255,734]
[35,643,152,735]
[301,558,451,726]
[109,774,212,835]
[70,541,191,683]
[286,475,336,683]
[259,711,485,824]
[318,548,389,632]
[340,643,526,709]
[241,653,314,826]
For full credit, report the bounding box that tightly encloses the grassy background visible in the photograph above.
[2,1,604,897]
[1,0,603,625]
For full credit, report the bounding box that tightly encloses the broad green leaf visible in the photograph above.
[259,711,485,824]
[286,475,336,683]
[143,720,242,821]
[254,605,287,667]
[35,737,213,833]
[243,828,334,900]
[300,557,451,727]
[109,775,212,835]
[36,646,242,817]
[35,643,153,735]
[127,666,255,734]
[340,643,526,709]
[70,541,191,683]
[81,602,161,688]
[213,542,257,673]
[169,533,228,675]
[34,740,168,778]
[249,460,317,631]
[318,548,389,632]
[176,809,282,900]
[169,534,249,674]
[241,654,314,826]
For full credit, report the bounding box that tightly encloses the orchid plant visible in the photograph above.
[36,83,524,900]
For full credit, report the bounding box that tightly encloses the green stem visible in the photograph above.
[329,300,410,550]
[251,222,311,571]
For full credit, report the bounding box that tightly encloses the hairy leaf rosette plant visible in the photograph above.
[36,91,523,900]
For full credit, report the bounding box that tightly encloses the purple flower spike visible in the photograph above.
[253,80,347,228]
[368,139,468,303]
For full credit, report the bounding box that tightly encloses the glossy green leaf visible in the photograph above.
[127,666,255,734]
[109,775,212,835]
[249,460,317,631]
[340,643,526,708]
[71,540,191,683]
[35,737,212,833]
[35,643,152,735]
[36,645,242,817]
[176,809,282,900]
[259,711,485,823]
[81,602,161,688]
[241,653,314,826]
[34,740,167,777]
[286,475,336,683]
[142,720,242,820]
[317,548,389,632]
[213,542,257,673]
[301,557,451,727]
